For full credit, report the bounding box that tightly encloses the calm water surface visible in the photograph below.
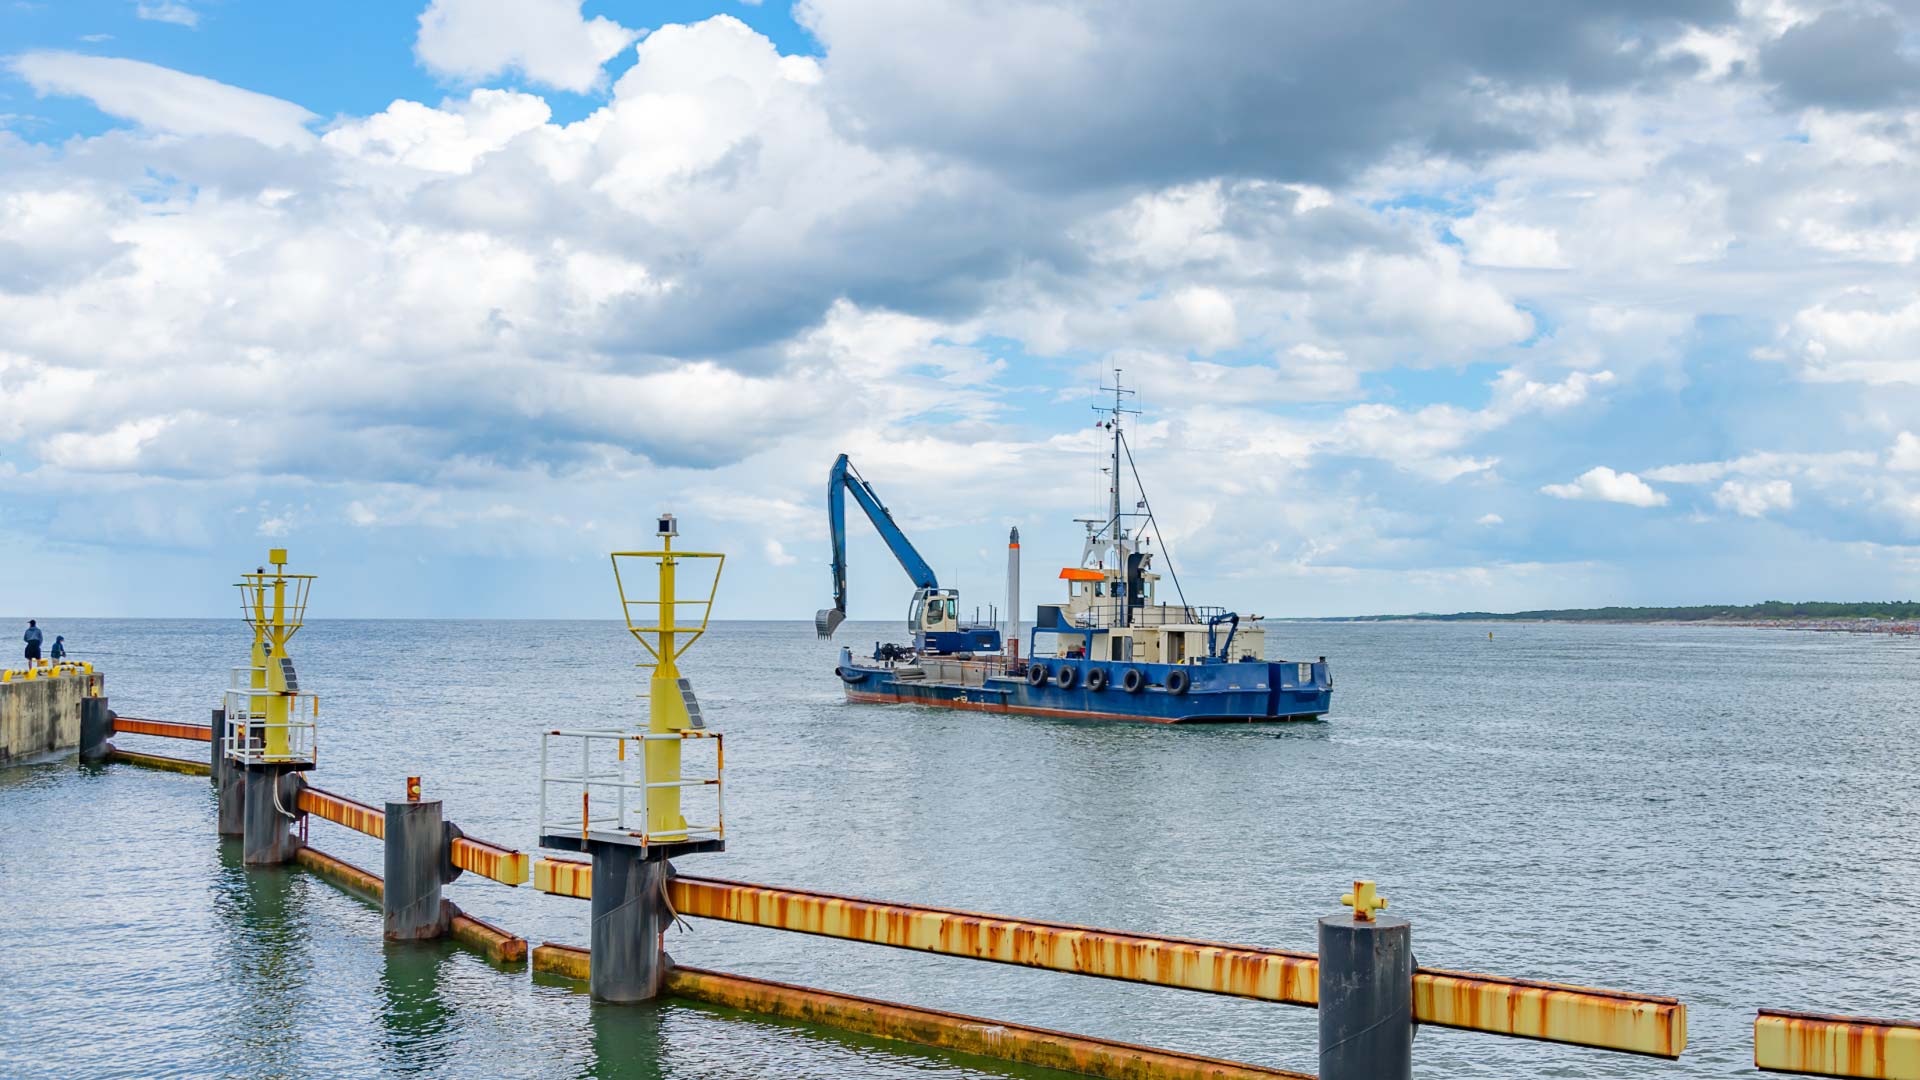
[2,618,1916,1078]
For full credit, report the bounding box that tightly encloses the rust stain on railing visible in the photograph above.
[532,869,1681,1058]
[1413,967,1685,1059]
[668,964,1314,1080]
[532,857,592,900]
[295,846,383,902]
[533,941,592,981]
[297,786,385,838]
[451,836,530,887]
[1756,1008,1920,1079]
[450,911,528,964]
[529,943,1309,1080]
[110,716,213,742]
[669,875,1321,1006]
[105,747,211,776]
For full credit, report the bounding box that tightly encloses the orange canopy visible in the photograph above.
[1058,567,1105,582]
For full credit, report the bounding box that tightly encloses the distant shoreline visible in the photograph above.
[1315,608,1920,635]
[1321,617,1916,632]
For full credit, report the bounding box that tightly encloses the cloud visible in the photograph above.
[1477,513,1504,526]
[1713,478,1793,517]
[763,538,797,566]
[795,0,1739,188]
[1453,217,1569,269]
[1769,291,1920,385]
[7,52,316,147]
[1890,433,1920,472]
[414,0,640,94]
[1760,7,1920,111]
[1541,467,1668,507]
[9,6,1920,619]
[135,2,198,28]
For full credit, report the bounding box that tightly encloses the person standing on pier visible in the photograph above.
[22,620,42,662]
[49,636,65,662]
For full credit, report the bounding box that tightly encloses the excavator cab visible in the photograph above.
[909,588,959,633]
[909,587,1002,656]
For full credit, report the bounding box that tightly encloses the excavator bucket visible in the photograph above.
[815,607,845,638]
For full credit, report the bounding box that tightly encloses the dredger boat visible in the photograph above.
[816,378,1331,723]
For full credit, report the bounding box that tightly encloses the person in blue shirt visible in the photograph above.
[49,636,66,661]
[23,620,43,662]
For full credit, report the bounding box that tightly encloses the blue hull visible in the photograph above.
[837,651,1331,724]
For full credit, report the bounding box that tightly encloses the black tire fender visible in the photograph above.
[1027,664,1048,687]
[1120,668,1145,693]
[1164,667,1190,694]
[1085,667,1109,692]
[1054,664,1079,690]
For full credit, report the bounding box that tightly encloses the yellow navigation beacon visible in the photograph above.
[537,513,726,860]
[224,548,319,767]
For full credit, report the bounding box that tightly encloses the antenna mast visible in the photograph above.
[1094,369,1141,565]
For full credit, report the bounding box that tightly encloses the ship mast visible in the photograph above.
[1084,369,1140,626]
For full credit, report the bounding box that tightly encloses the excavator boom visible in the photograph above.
[816,454,939,638]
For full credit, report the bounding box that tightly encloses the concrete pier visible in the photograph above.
[242,767,303,865]
[78,698,112,764]
[1318,911,1414,1080]
[587,842,673,1003]
[212,710,245,837]
[383,798,450,941]
[0,669,103,765]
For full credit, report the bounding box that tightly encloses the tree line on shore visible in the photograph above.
[1333,601,1920,623]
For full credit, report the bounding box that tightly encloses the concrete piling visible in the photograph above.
[209,708,225,783]
[1318,907,1414,1080]
[587,842,673,1003]
[79,698,112,764]
[217,761,247,838]
[213,709,245,837]
[241,767,302,865]
[383,797,450,941]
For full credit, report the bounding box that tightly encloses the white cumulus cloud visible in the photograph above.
[8,52,316,148]
[1714,479,1794,517]
[135,2,199,28]
[415,0,640,94]
[1540,467,1668,507]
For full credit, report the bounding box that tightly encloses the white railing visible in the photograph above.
[220,682,318,766]
[538,728,724,849]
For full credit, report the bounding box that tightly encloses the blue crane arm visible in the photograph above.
[816,454,939,637]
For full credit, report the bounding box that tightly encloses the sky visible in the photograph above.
[2,1,1920,620]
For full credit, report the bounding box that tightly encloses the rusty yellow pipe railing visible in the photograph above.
[110,716,212,742]
[1756,1009,1920,1079]
[298,786,530,887]
[297,785,385,838]
[451,836,530,887]
[668,873,1321,1005]
[529,943,1311,1080]
[530,862,1683,1057]
[1415,966,1683,1058]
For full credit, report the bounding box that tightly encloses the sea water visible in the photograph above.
[2,618,1916,1078]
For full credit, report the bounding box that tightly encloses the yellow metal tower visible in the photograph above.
[610,513,724,844]
[234,548,315,763]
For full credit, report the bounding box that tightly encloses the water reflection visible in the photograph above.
[376,940,461,1074]
[584,1001,667,1080]
[209,839,312,1077]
